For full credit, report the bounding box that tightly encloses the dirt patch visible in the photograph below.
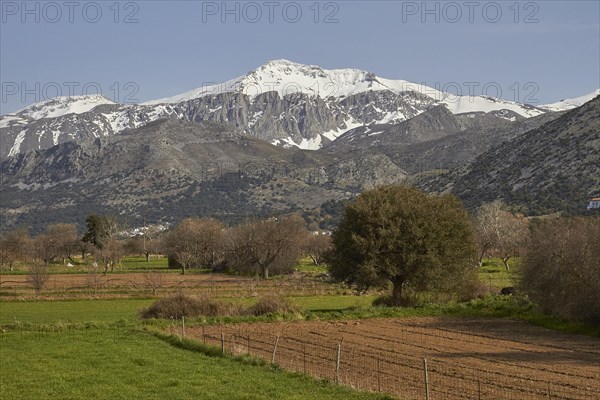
[185,317,600,400]
[0,273,336,299]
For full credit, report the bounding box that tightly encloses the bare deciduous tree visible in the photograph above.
[96,239,125,273]
[521,217,600,324]
[143,270,164,295]
[27,262,50,296]
[32,234,58,267]
[46,224,79,264]
[475,201,529,270]
[165,218,224,275]
[126,226,164,262]
[304,233,331,266]
[0,228,31,271]
[225,215,306,279]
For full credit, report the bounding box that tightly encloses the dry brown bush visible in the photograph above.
[248,295,300,316]
[140,292,235,319]
[521,217,600,324]
[141,293,300,319]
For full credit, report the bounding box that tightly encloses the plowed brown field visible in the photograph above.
[0,273,336,299]
[186,318,599,400]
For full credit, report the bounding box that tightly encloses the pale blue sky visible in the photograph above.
[1,0,599,113]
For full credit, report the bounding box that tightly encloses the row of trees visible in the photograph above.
[3,185,597,325]
[0,224,82,271]
[0,216,163,274]
[0,213,333,278]
[165,215,331,278]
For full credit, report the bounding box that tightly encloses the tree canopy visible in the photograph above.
[326,185,476,305]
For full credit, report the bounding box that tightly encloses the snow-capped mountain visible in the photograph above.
[145,59,549,117]
[0,60,595,159]
[540,89,600,112]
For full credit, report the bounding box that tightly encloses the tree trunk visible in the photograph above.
[145,252,150,262]
[502,256,510,271]
[477,247,487,268]
[263,266,269,280]
[181,264,186,275]
[391,280,404,305]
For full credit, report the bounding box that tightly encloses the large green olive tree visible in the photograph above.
[326,185,476,305]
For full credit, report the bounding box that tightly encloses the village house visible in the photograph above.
[587,197,600,210]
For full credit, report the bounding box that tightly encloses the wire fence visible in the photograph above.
[175,320,599,400]
[0,273,340,298]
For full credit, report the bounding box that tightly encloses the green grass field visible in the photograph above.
[0,299,154,324]
[294,258,327,274]
[478,258,519,290]
[0,295,376,324]
[0,328,392,400]
[1,255,596,400]
[1,256,171,275]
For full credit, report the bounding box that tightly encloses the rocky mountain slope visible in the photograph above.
[419,95,600,214]
[0,119,406,231]
[2,59,567,159]
[324,105,564,173]
[1,61,597,231]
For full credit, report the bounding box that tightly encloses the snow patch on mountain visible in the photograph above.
[8,129,27,157]
[0,115,28,128]
[11,95,115,120]
[540,89,600,111]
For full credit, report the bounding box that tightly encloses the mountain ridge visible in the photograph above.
[3,59,593,159]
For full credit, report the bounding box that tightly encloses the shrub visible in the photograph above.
[247,295,300,316]
[373,292,419,307]
[457,278,494,302]
[520,217,600,325]
[140,293,230,319]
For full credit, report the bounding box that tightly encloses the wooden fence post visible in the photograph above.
[221,332,225,354]
[181,316,185,339]
[423,358,430,400]
[303,343,307,374]
[377,358,381,391]
[202,325,205,344]
[271,336,280,364]
[335,344,341,384]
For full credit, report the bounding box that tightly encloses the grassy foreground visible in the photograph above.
[0,328,392,400]
[2,294,597,337]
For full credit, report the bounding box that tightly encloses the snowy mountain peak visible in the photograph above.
[144,59,384,105]
[12,94,115,120]
[143,60,552,119]
[540,89,600,112]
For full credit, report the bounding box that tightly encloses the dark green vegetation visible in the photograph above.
[327,186,476,305]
